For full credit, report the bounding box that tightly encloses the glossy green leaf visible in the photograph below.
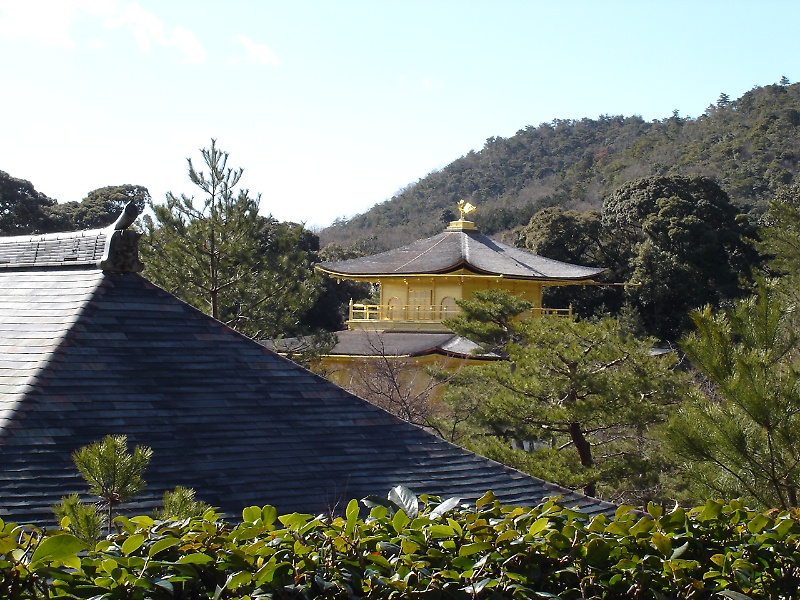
[261,505,278,527]
[101,558,118,573]
[459,542,494,557]
[149,537,180,557]
[225,571,252,589]
[647,502,663,520]
[366,552,392,570]
[718,591,753,600]
[242,506,261,522]
[670,541,690,559]
[747,513,771,533]
[345,498,359,536]
[392,509,410,533]
[29,534,86,569]
[121,534,145,556]
[528,518,550,536]
[659,506,686,530]
[430,497,460,519]
[388,485,419,519]
[475,490,494,509]
[176,553,214,564]
[278,512,312,529]
[699,499,723,521]
[584,538,611,564]
[426,524,456,539]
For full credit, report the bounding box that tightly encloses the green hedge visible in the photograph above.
[2,489,799,599]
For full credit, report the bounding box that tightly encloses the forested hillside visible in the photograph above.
[321,81,800,251]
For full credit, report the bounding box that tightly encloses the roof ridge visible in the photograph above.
[392,231,452,273]
[0,227,143,272]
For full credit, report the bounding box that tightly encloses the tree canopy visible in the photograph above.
[668,281,800,509]
[602,175,758,340]
[759,182,800,304]
[443,290,686,503]
[0,170,68,235]
[0,172,150,236]
[142,140,320,340]
[513,207,628,318]
[62,184,151,229]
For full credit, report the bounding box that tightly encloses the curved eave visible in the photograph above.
[323,348,498,361]
[316,263,606,283]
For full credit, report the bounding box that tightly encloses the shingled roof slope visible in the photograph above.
[0,232,615,525]
[318,228,605,280]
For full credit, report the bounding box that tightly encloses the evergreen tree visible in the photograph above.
[443,288,531,356]
[668,281,800,509]
[0,170,70,235]
[65,184,150,229]
[303,242,372,332]
[513,207,628,318]
[71,435,152,533]
[759,182,800,304]
[602,175,758,340]
[154,486,212,520]
[53,494,106,545]
[444,291,686,503]
[142,140,320,340]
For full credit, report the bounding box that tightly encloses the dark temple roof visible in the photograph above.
[318,226,606,280]
[0,229,614,525]
[0,224,143,273]
[270,330,496,359]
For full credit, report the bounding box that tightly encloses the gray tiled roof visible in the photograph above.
[0,235,615,525]
[0,229,108,268]
[318,228,606,280]
[270,330,495,359]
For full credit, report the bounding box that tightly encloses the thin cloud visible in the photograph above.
[112,2,206,64]
[230,34,281,66]
[0,0,206,63]
[170,25,206,65]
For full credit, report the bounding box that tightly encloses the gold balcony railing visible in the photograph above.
[348,301,572,323]
[348,302,460,322]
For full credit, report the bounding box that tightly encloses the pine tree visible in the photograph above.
[668,281,800,509]
[142,140,319,340]
[445,291,686,503]
[71,435,152,533]
[53,494,106,544]
[154,486,212,520]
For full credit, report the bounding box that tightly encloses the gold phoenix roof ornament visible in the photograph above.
[458,200,477,220]
[448,200,478,230]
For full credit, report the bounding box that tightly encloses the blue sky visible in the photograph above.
[0,1,796,228]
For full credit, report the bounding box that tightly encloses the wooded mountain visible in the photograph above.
[321,81,800,251]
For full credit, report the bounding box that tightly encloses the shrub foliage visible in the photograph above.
[2,488,799,599]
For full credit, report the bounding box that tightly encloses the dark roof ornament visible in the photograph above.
[100,202,144,273]
[113,201,140,230]
[99,229,144,273]
[0,202,143,273]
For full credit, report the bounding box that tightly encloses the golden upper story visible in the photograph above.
[316,208,605,333]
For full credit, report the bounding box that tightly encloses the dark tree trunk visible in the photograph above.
[568,421,596,497]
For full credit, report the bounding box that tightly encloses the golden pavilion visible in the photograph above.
[313,202,606,386]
